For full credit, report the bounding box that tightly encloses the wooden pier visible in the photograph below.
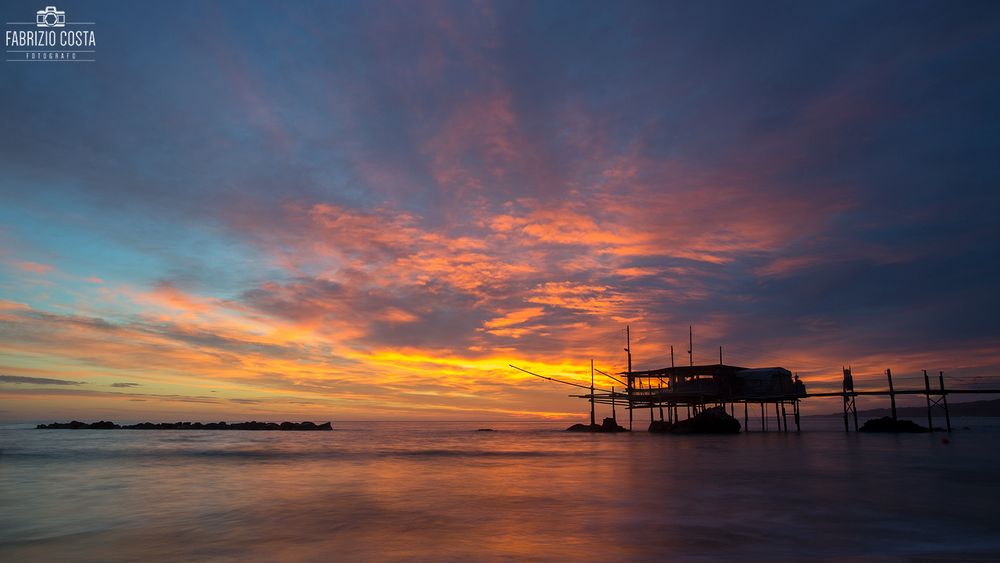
[806,367,1000,432]
[512,326,1000,433]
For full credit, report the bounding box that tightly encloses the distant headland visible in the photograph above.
[36,420,333,431]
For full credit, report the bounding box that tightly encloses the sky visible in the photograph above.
[1,0,999,421]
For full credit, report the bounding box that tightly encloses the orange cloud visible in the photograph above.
[142,282,212,314]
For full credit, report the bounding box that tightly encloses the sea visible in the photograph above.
[2,417,999,561]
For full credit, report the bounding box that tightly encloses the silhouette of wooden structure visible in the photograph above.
[512,326,806,433]
[573,363,808,432]
[512,325,1000,433]
[806,367,1000,432]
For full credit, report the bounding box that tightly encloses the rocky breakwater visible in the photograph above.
[37,420,333,431]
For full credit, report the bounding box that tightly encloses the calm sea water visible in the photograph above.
[2,418,999,561]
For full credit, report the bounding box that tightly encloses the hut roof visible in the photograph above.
[624,364,749,378]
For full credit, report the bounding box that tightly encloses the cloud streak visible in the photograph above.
[0,375,84,386]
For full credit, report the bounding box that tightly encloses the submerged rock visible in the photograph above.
[648,407,742,434]
[859,416,930,433]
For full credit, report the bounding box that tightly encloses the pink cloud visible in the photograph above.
[14,261,54,274]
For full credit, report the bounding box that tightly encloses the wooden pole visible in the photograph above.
[509,364,611,392]
[939,371,951,432]
[794,400,801,432]
[593,367,626,387]
[719,346,723,365]
[626,326,633,432]
[658,381,664,421]
[781,402,788,432]
[688,326,693,367]
[669,347,676,424]
[611,386,616,422]
[743,401,748,432]
[648,380,654,423]
[851,382,859,431]
[761,403,766,431]
[923,369,932,431]
[590,359,596,427]
[842,367,851,433]
[775,402,782,432]
[886,368,898,421]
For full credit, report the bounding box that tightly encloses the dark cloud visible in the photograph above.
[0,387,222,404]
[228,398,261,405]
[0,375,84,386]
[111,382,141,388]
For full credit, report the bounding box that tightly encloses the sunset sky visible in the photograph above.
[2,0,999,421]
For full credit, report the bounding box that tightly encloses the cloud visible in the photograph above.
[13,261,54,274]
[111,382,141,388]
[0,374,84,386]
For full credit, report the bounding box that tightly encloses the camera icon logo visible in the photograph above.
[36,6,66,27]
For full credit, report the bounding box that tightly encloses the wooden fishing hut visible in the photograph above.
[618,363,807,432]
[512,326,807,433]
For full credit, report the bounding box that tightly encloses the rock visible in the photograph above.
[567,418,628,432]
[90,420,120,429]
[859,416,930,433]
[601,417,628,432]
[649,407,741,434]
[648,420,672,433]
